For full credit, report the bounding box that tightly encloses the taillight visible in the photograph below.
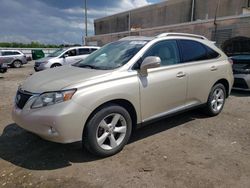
[228,58,233,65]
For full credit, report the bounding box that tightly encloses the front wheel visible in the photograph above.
[204,83,226,117]
[83,104,132,157]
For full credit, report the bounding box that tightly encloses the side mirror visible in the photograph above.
[140,56,161,76]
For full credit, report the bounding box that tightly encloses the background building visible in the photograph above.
[86,0,250,54]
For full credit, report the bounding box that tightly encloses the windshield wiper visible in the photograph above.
[79,64,99,69]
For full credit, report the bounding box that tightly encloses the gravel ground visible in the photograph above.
[0,62,250,188]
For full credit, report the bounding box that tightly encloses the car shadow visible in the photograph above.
[231,90,250,97]
[0,109,207,170]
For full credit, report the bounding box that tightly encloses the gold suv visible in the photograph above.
[12,33,234,157]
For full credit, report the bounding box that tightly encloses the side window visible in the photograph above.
[178,40,208,62]
[143,40,180,66]
[205,46,220,59]
[13,51,21,55]
[66,49,77,57]
[2,51,11,56]
[90,48,98,53]
[78,48,90,55]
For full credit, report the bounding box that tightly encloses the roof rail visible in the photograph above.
[156,33,208,40]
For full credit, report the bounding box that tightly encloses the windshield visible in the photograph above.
[73,40,147,70]
[48,48,65,57]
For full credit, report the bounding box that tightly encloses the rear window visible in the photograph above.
[178,40,219,63]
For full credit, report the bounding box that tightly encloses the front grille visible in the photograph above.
[233,78,249,89]
[16,90,33,109]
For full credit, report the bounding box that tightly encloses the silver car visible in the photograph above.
[230,54,250,91]
[34,46,100,71]
[0,50,28,68]
[12,33,234,157]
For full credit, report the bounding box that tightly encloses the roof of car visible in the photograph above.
[119,36,154,41]
[67,46,100,50]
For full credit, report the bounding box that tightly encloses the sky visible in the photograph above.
[0,0,162,45]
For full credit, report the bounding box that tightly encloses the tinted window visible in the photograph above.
[66,49,77,57]
[143,40,180,66]
[205,46,220,59]
[1,51,11,56]
[2,51,21,56]
[90,48,98,53]
[78,48,90,55]
[12,51,21,55]
[178,40,207,62]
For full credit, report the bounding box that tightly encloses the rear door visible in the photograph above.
[177,39,221,104]
[138,40,188,122]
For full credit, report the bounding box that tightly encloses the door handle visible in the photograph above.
[210,66,218,71]
[176,72,186,78]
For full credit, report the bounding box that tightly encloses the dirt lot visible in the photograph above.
[0,62,250,188]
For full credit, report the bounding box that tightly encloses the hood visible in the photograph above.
[21,65,113,93]
[36,56,53,62]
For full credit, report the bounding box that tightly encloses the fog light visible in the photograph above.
[48,126,58,135]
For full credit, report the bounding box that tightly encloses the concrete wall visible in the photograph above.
[94,0,249,35]
[86,15,250,48]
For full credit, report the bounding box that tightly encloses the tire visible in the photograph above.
[50,63,61,68]
[204,83,226,117]
[83,104,132,157]
[12,60,22,68]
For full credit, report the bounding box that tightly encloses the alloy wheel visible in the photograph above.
[96,113,127,150]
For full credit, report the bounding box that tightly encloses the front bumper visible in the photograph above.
[34,62,47,72]
[233,74,250,91]
[12,99,91,143]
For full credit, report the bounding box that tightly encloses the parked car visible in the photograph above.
[0,50,28,68]
[34,46,100,72]
[12,33,234,157]
[230,54,250,91]
[0,61,7,73]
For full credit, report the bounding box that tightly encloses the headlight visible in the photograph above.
[31,89,76,109]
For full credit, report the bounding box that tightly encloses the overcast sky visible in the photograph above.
[0,0,162,45]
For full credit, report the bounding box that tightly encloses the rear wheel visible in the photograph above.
[12,60,22,68]
[204,83,226,116]
[83,104,132,157]
[50,63,61,68]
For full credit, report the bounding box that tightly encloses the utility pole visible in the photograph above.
[191,0,195,21]
[213,0,221,41]
[84,0,88,45]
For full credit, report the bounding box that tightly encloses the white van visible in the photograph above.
[34,46,100,71]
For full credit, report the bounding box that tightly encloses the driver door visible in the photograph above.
[63,49,77,65]
[138,40,188,122]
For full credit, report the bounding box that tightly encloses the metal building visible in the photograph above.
[86,0,250,52]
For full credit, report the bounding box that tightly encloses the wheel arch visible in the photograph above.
[50,63,62,68]
[83,99,138,137]
[213,79,230,98]
[11,59,22,64]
